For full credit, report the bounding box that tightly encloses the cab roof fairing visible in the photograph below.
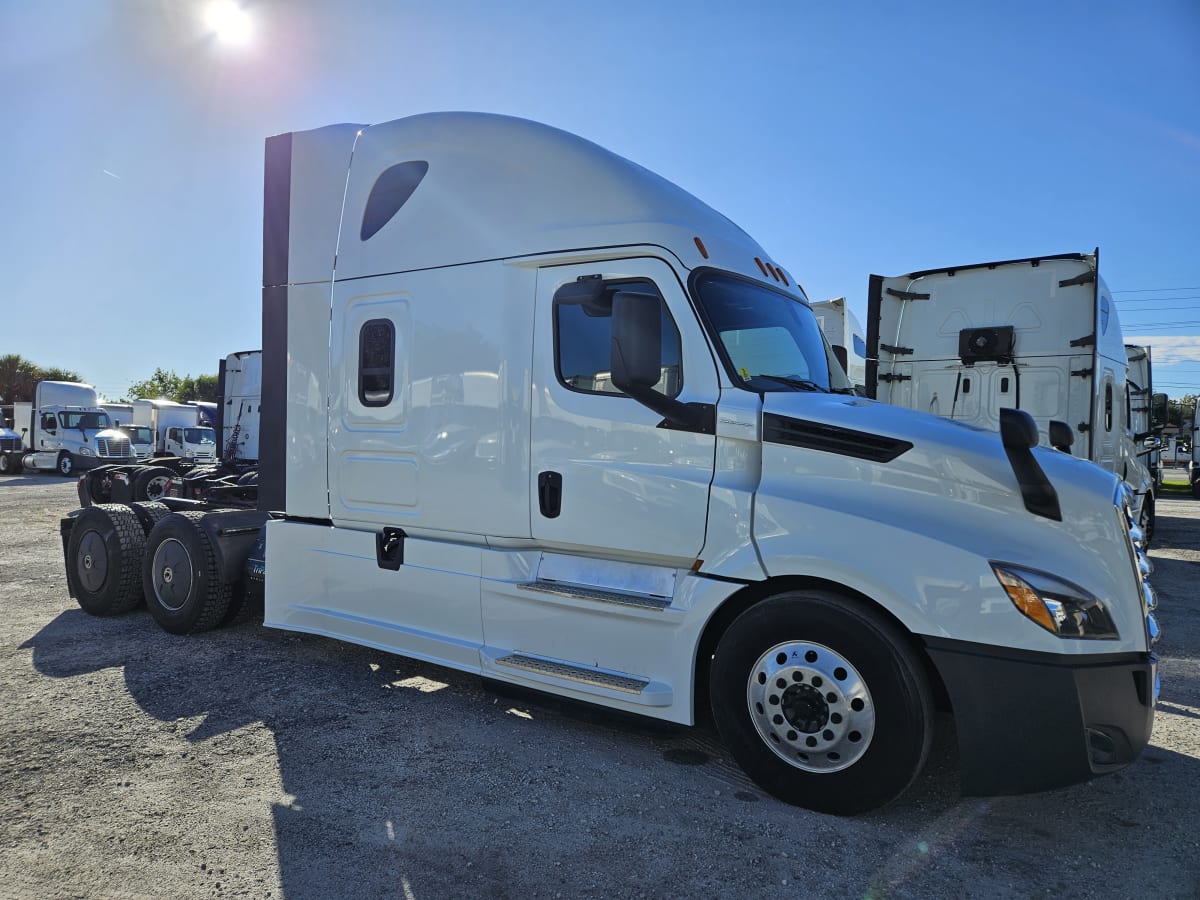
[280,112,798,294]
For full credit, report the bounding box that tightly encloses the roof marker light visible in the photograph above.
[754,257,768,277]
[694,237,709,259]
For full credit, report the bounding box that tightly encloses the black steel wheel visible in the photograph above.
[142,511,234,635]
[710,591,933,815]
[66,504,147,616]
[132,466,174,502]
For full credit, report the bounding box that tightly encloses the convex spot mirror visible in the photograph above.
[1049,420,1075,454]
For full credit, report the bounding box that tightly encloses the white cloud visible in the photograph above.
[1124,336,1200,366]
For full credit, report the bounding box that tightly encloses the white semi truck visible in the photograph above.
[867,251,1158,538]
[59,113,1159,815]
[812,297,867,393]
[1125,345,1165,491]
[216,349,261,465]
[18,382,137,476]
[131,399,217,462]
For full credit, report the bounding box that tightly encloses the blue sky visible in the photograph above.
[3,0,1198,400]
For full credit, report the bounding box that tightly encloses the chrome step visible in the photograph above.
[517,580,671,611]
[495,653,650,694]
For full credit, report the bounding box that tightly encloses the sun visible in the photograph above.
[203,1,252,45]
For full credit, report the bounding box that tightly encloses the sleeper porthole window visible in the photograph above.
[359,319,395,407]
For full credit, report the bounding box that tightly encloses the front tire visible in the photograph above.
[142,512,234,635]
[1139,492,1156,544]
[0,454,10,475]
[57,452,75,477]
[710,591,933,815]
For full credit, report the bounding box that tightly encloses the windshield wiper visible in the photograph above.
[757,375,829,393]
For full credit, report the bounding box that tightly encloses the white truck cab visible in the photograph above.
[0,407,24,474]
[131,399,217,462]
[868,252,1157,537]
[239,114,1160,813]
[20,382,137,476]
[57,114,1160,816]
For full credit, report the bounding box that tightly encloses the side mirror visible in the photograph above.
[831,345,849,373]
[1049,420,1074,454]
[1142,435,1163,451]
[610,291,711,434]
[610,291,663,392]
[1151,392,1168,430]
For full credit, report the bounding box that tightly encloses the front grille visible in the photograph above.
[0,437,19,453]
[96,437,132,458]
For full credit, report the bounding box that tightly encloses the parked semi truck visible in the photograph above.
[101,402,153,459]
[0,405,24,474]
[59,113,1159,815]
[867,251,1158,538]
[812,297,867,393]
[1125,345,1165,491]
[131,399,217,462]
[216,349,262,465]
[17,382,137,476]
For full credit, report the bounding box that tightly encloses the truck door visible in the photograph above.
[529,258,719,563]
[38,412,57,450]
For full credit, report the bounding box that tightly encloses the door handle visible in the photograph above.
[538,471,562,518]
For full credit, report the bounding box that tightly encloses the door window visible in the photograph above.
[554,281,682,397]
[41,413,56,433]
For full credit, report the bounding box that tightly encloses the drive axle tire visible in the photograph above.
[129,501,171,536]
[66,504,147,616]
[132,466,174,502]
[142,511,234,635]
[710,591,934,815]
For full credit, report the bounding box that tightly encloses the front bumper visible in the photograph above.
[925,637,1155,796]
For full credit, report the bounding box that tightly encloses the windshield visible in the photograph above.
[692,272,853,393]
[121,426,153,444]
[183,427,215,445]
[59,411,111,430]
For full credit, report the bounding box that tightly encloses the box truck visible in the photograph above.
[812,297,867,393]
[18,382,137,476]
[867,251,1158,538]
[101,402,153,459]
[131,399,217,462]
[58,113,1159,814]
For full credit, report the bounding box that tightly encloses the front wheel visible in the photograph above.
[0,454,11,475]
[1139,492,1156,544]
[710,591,934,815]
[57,452,75,477]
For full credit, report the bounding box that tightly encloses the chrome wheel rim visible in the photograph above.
[144,475,171,501]
[746,641,875,773]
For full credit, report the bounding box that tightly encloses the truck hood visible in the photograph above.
[759,391,1119,524]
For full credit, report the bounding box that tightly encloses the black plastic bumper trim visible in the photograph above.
[923,635,1154,796]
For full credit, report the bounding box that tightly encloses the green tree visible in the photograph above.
[128,368,218,402]
[0,354,83,403]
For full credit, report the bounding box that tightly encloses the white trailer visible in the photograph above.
[1125,345,1164,490]
[131,399,216,462]
[867,251,1157,537]
[216,349,261,464]
[19,382,137,476]
[812,297,867,393]
[60,113,1159,814]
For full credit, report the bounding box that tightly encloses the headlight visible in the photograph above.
[78,447,93,457]
[991,563,1119,640]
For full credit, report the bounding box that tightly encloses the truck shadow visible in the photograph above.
[21,603,1199,898]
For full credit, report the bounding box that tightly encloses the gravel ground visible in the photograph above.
[1,474,1198,899]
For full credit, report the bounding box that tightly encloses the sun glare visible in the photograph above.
[204,1,252,45]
